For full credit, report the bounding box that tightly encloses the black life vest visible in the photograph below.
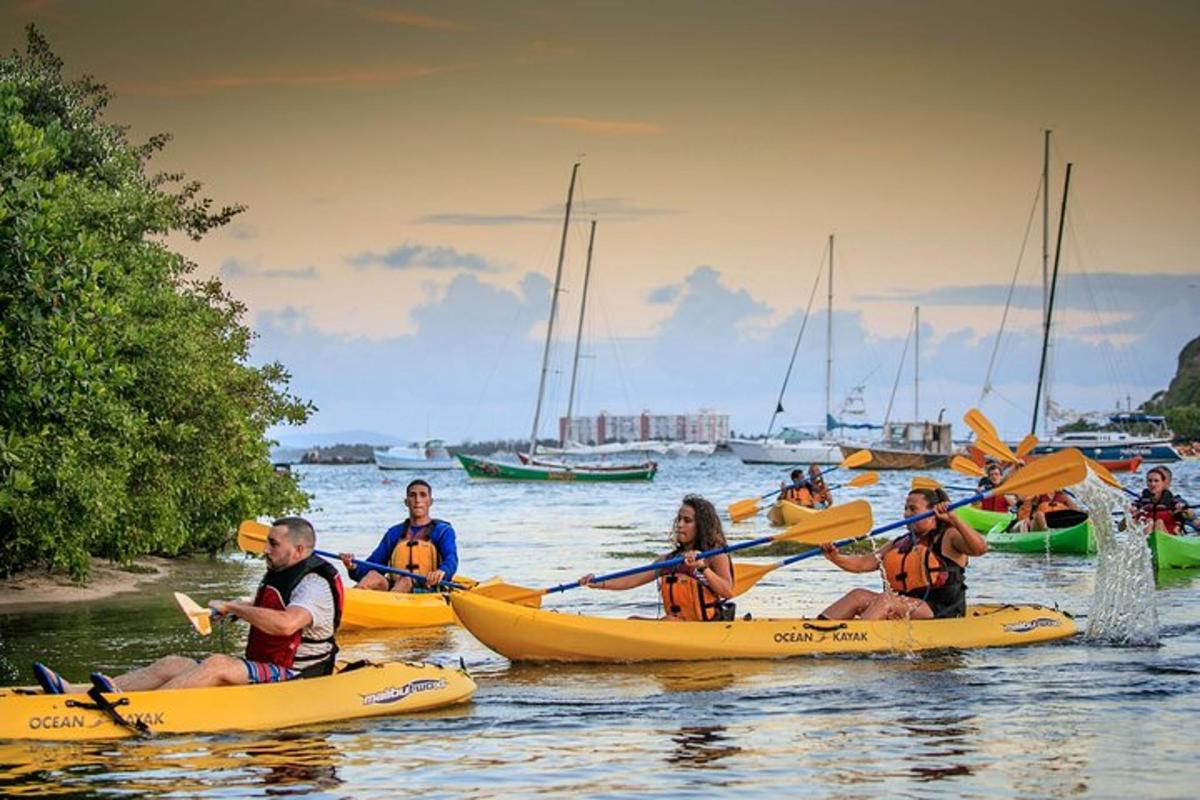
[244,555,344,677]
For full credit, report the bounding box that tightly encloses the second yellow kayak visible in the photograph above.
[450,590,1077,663]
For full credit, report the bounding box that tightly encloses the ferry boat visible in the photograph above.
[1030,415,1180,463]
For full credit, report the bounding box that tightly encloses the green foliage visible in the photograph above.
[1165,406,1200,441]
[0,29,313,580]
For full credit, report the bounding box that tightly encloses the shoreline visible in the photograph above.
[0,556,175,612]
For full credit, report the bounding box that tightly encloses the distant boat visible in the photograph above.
[1031,422,1180,463]
[459,165,656,483]
[375,440,459,471]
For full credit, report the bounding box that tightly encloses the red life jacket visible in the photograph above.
[244,555,344,676]
[1134,491,1184,534]
[979,494,1009,513]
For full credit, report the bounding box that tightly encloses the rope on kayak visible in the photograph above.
[66,686,153,738]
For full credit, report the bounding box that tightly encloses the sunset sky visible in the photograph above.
[6,1,1199,443]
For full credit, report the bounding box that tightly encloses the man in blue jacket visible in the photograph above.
[338,479,459,592]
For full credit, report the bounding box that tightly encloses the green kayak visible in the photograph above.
[1149,530,1200,570]
[956,504,1014,533]
[984,519,1096,555]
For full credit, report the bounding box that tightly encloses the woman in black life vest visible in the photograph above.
[818,488,987,620]
[580,495,735,621]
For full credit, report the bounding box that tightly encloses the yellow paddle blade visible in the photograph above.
[974,433,1020,464]
[778,499,874,546]
[468,578,545,608]
[727,499,763,523]
[911,476,942,490]
[1015,434,1039,458]
[237,519,270,554]
[995,449,1087,497]
[840,449,873,469]
[174,592,212,636]
[845,471,879,488]
[950,455,986,478]
[1084,455,1124,490]
[963,408,1000,441]
[731,560,780,598]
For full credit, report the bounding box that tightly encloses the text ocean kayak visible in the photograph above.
[1149,530,1200,570]
[0,661,475,741]
[449,591,1077,663]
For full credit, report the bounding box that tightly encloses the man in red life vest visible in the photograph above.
[31,517,343,695]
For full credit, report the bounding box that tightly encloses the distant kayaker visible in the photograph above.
[818,487,987,620]
[31,516,343,694]
[339,479,459,593]
[974,462,1012,513]
[1015,488,1082,532]
[580,495,735,621]
[1130,466,1194,534]
[780,465,832,509]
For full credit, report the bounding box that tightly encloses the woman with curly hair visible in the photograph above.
[580,495,735,621]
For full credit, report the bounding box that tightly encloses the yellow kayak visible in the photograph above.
[0,660,475,741]
[341,578,543,630]
[450,591,1077,663]
[766,500,819,527]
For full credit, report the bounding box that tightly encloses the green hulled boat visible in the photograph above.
[984,519,1096,554]
[457,453,657,482]
[1149,530,1200,570]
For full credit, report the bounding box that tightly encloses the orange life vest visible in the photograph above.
[390,527,440,576]
[783,485,816,507]
[881,533,951,595]
[658,567,729,622]
[1018,493,1071,520]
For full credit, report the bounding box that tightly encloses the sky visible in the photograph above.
[5,0,1199,443]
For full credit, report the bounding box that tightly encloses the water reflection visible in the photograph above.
[895,713,978,782]
[667,725,742,768]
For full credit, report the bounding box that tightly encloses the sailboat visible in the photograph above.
[728,235,879,465]
[842,306,953,469]
[457,166,657,482]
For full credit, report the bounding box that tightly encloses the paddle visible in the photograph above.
[951,455,987,478]
[1015,434,1039,458]
[175,592,214,636]
[963,409,1020,463]
[727,449,872,522]
[235,520,541,603]
[963,407,1001,442]
[506,500,876,604]
[728,448,1090,595]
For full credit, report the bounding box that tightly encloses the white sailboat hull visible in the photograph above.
[727,438,842,465]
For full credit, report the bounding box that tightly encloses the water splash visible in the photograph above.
[1076,474,1159,646]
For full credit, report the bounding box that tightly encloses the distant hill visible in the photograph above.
[268,429,407,449]
[1147,335,1200,409]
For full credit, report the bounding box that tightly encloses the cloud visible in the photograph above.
[229,224,259,241]
[117,64,461,97]
[220,258,318,280]
[417,212,552,226]
[348,243,500,272]
[356,9,460,30]
[248,265,1197,442]
[527,116,666,136]
[421,197,677,227]
[647,284,680,304]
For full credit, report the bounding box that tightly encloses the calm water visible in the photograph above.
[2,455,1198,798]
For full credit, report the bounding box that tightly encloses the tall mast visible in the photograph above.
[1042,129,1053,436]
[563,219,596,447]
[1032,162,1072,437]
[529,162,579,457]
[825,234,834,433]
[914,305,920,420]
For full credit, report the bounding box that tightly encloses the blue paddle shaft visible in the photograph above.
[314,548,465,590]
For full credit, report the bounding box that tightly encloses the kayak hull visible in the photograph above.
[766,499,818,527]
[985,520,1096,554]
[449,591,1077,663]
[457,453,657,482]
[1149,530,1200,570]
[0,661,475,741]
[340,587,455,630]
[956,504,1014,534]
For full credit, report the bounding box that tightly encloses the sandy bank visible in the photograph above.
[0,556,174,612]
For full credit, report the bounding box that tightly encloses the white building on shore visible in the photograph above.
[559,409,729,445]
